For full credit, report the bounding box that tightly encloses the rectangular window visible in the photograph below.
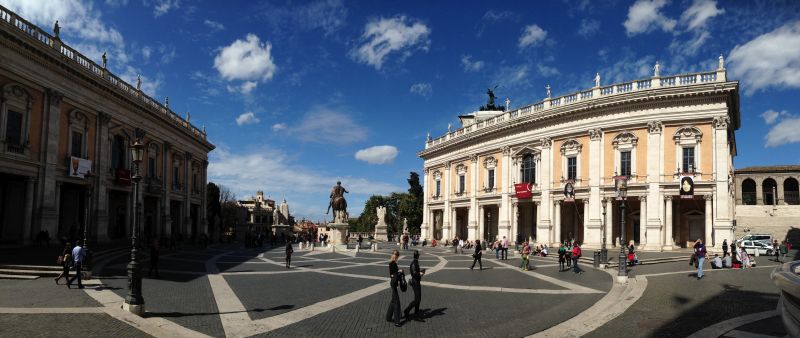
[488,169,495,190]
[71,131,83,158]
[567,157,577,180]
[111,136,125,169]
[620,151,632,177]
[459,175,466,193]
[5,110,22,145]
[193,170,198,192]
[682,147,695,173]
[173,165,180,189]
[148,157,156,178]
[435,180,441,197]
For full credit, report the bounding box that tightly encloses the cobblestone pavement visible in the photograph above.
[0,243,790,337]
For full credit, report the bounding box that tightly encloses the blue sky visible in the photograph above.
[4,0,800,221]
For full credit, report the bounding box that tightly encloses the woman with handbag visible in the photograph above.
[385,250,403,327]
[54,242,71,285]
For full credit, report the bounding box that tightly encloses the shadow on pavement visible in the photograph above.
[420,307,447,320]
[145,304,295,318]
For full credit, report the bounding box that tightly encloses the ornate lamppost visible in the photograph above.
[616,176,628,283]
[601,198,608,266]
[124,138,145,315]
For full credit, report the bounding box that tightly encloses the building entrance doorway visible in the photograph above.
[517,202,536,243]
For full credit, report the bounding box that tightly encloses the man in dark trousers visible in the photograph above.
[404,250,426,321]
[67,242,85,289]
[722,239,728,257]
[148,239,160,278]
[470,240,483,270]
[285,241,294,268]
[386,250,403,327]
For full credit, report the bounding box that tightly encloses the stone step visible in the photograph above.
[0,264,63,271]
[0,268,61,277]
[0,274,39,280]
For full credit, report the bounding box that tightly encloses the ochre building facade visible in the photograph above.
[0,6,214,245]
[419,59,739,250]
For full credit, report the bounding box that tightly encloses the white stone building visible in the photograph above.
[418,59,739,250]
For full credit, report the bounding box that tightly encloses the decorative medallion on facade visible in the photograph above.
[432,170,442,180]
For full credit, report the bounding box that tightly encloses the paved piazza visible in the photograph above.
[0,244,789,337]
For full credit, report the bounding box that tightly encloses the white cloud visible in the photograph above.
[152,0,180,17]
[4,0,124,48]
[227,81,258,95]
[296,0,348,37]
[577,19,601,38]
[765,114,800,148]
[537,64,560,77]
[492,64,530,90]
[680,0,724,31]
[120,66,162,97]
[208,146,403,219]
[141,46,152,62]
[203,19,225,31]
[215,34,277,83]
[158,44,176,64]
[624,0,676,36]
[728,22,800,95]
[518,24,547,49]
[354,145,398,165]
[272,123,287,131]
[409,83,432,98]
[761,110,789,125]
[287,107,368,145]
[461,55,484,72]
[235,112,260,126]
[351,16,431,70]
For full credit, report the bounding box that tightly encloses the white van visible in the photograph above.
[739,234,773,246]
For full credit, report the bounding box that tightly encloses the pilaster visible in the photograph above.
[646,121,664,246]
[499,146,511,238]
[553,200,561,244]
[712,116,733,248]
[664,195,674,250]
[469,155,478,239]
[639,195,647,249]
[23,177,36,244]
[94,111,111,242]
[537,138,553,239]
[588,129,602,229]
[704,194,714,247]
[37,88,63,235]
[443,162,451,239]
[421,167,430,239]
[162,142,172,237]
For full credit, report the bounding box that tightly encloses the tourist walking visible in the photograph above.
[66,242,85,289]
[781,241,789,262]
[494,240,501,259]
[774,240,781,262]
[558,243,567,272]
[470,240,483,270]
[285,241,294,268]
[694,239,707,279]
[565,242,573,268]
[501,236,509,260]
[148,239,160,278]
[722,239,729,257]
[386,250,403,327]
[458,238,464,254]
[520,242,531,271]
[404,250,425,321]
[54,242,72,285]
[571,243,583,274]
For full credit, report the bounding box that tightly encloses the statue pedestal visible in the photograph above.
[374,223,388,242]
[327,223,349,245]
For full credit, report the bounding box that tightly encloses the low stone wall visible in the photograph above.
[735,205,800,243]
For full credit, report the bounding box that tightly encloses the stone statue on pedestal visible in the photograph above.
[403,218,408,234]
[327,181,348,223]
[374,205,389,241]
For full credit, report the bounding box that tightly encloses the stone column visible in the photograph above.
[712,116,734,248]
[421,167,430,239]
[511,202,518,243]
[23,177,35,244]
[94,112,111,243]
[583,199,590,245]
[37,89,63,236]
[605,198,614,247]
[587,129,603,243]
[499,146,511,238]
[538,138,553,241]
[553,200,561,244]
[664,196,673,250]
[705,194,713,246]
[639,196,647,248]
[477,205,484,242]
[469,155,478,240]
[162,142,172,237]
[443,162,451,240]
[646,121,664,246]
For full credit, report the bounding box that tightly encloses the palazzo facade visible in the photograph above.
[419,59,739,250]
[0,6,214,245]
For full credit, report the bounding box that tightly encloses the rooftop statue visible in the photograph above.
[595,73,601,87]
[479,86,505,111]
[53,21,60,39]
[654,61,660,77]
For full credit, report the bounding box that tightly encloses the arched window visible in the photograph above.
[521,154,536,184]
[763,178,777,205]
[785,178,799,205]
[741,179,756,205]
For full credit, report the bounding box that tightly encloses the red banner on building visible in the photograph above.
[115,168,131,186]
[514,183,533,199]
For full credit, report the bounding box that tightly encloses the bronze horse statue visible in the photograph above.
[327,181,349,223]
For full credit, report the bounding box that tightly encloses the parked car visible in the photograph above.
[740,234,773,246]
[740,240,774,255]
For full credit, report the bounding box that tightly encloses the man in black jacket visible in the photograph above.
[404,250,425,321]
[470,240,483,270]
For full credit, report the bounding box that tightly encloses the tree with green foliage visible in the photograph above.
[354,172,424,236]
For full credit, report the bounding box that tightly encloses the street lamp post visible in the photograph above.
[617,177,628,283]
[124,138,145,315]
[601,199,608,266]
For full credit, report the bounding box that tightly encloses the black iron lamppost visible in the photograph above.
[124,138,145,315]
[617,177,628,282]
[601,198,608,266]
[487,211,492,249]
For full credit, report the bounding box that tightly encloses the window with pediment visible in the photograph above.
[613,131,639,179]
[68,110,90,159]
[456,164,467,194]
[560,139,582,183]
[483,156,497,191]
[0,83,33,156]
[147,142,159,178]
[673,126,702,175]
[432,170,442,198]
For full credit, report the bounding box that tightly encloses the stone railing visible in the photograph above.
[425,67,727,149]
[0,5,207,142]
[771,260,800,338]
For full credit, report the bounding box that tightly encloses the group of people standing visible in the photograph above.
[386,250,425,327]
[557,242,583,274]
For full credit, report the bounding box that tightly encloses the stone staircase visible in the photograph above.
[0,264,61,279]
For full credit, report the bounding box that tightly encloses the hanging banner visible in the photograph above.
[613,175,628,201]
[563,180,575,203]
[68,156,92,179]
[514,182,533,199]
[680,175,694,199]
